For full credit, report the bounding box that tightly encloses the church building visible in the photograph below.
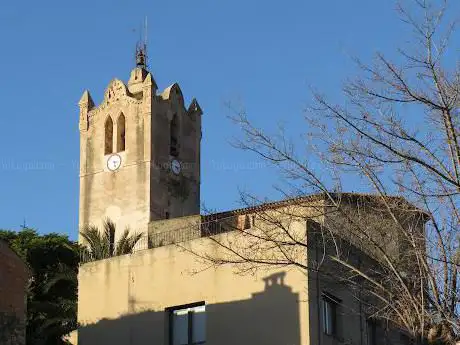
[75,48,420,345]
[78,46,201,238]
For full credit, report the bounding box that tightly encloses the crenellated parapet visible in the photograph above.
[78,73,152,130]
[78,90,94,131]
[78,68,202,132]
[187,98,203,120]
[160,83,203,123]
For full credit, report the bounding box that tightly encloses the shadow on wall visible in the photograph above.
[78,272,301,345]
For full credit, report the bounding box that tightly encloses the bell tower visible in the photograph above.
[78,49,202,238]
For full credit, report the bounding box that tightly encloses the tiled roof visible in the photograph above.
[202,192,426,221]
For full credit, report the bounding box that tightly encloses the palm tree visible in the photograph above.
[80,219,143,263]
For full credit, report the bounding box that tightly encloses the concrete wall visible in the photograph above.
[306,222,368,345]
[77,230,309,345]
[306,220,407,345]
[77,192,418,345]
[0,241,28,345]
[323,195,426,266]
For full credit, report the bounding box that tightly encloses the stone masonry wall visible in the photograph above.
[0,241,28,345]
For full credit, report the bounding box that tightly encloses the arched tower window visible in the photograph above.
[105,116,114,155]
[170,113,179,157]
[117,114,126,152]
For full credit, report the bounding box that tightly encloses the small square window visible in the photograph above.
[169,303,206,345]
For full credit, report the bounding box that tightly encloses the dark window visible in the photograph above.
[322,293,339,336]
[169,303,205,345]
[117,113,126,152]
[400,333,415,345]
[170,114,179,157]
[243,215,251,230]
[105,116,114,155]
[367,318,377,345]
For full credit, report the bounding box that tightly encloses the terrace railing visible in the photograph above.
[80,215,241,263]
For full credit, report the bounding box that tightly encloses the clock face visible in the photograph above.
[107,154,122,171]
[171,159,181,175]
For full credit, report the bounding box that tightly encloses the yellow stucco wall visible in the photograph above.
[76,194,413,345]
[78,228,309,345]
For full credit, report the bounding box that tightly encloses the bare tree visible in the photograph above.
[194,0,459,343]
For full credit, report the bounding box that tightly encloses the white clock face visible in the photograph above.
[171,159,181,175]
[107,154,122,171]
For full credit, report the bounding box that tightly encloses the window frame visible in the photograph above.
[366,317,377,345]
[104,116,114,155]
[321,293,340,337]
[116,113,126,152]
[168,301,206,345]
[170,113,179,157]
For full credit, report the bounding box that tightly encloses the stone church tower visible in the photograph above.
[78,51,202,238]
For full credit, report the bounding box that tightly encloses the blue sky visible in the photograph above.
[0,0,457,239]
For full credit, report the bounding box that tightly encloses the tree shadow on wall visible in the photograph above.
[78,272,301,345]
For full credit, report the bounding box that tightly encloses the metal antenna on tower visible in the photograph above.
[144,16,148,49]
[135,16,148,69]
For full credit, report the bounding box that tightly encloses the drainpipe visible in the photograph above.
[359,264,363,345]
[315,230,322,345]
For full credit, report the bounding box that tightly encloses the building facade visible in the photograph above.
[76,61,418,345]
[0,240,28,345]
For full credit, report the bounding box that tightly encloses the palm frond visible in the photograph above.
[103,218,116,256]
[114,228,130,255]
[81,220,141,261]
[115,227,142,255]
[80,225,109,260]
